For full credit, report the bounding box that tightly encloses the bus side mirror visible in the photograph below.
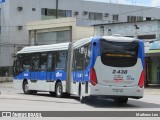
[13,61,16,76]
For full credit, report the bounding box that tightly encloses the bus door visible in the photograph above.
[74,48,84,82]
[54,52,67,81]
[83,44,91,93]
[75,47,86,95]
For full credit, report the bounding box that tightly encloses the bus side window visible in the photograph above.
[47,53,52,71]
[74,49,78,70]
[80,47,85,69]
[74,47,85,70]
[55,51,67,70]
[31,54,40,71]
[74,49,79,70]
[52,53,57,70]
[84,44,91,68]
[22,54,31,70]
[47,52,56,71]
[15,54,23,73]
[39,53,47,70]
[72,50,76,70]
[15,60,22,73]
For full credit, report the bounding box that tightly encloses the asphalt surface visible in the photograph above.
[0,82,160,120]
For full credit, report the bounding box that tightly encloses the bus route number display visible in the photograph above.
[112,70,128,74]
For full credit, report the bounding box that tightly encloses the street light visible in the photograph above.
[56,0,58,19]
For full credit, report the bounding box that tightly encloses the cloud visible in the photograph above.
[84,0,128,4]
[84,0,160,7]
[107,0,146,6]
[151,0,160,7]
[84,0,144,6]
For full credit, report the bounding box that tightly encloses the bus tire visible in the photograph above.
[23,81,31,94]
[80,96,87,103]
[114,97,128,104]
[55,82,64,98]
[79,86,87,103]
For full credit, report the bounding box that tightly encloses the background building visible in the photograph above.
[0,0,160,77]
[94,20,160,40]
[94,20,160,85]
[27,17,94,45]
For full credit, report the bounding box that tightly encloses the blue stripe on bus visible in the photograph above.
[14,70,66,81]
[138,40,145,69]
[90,37,101,67]
[72,68,90,82]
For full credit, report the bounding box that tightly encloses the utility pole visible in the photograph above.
[56,0,58,19]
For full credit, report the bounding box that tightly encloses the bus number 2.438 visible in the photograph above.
[112,70,128,74]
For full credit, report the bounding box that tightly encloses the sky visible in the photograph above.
[85,0,160,7]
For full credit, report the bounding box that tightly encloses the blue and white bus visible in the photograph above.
[13,36,144,103]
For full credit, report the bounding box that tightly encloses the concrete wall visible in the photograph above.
[94,20,159,39]
[27,18,94,43]
[76,26,94,41]
[0,77,13,83]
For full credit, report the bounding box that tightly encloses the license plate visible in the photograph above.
[112,88,123,93]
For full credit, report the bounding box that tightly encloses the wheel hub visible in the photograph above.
[25,84,29,92]
[57,85,62,96]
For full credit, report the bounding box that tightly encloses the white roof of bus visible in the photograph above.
[73,36,136,49]
[17,36,136,54]
[102,36,136,42]
[17,42,70,54]
[73,37,93,48]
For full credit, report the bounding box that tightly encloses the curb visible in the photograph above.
[0,80,13,83]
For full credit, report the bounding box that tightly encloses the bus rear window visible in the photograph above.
[100,39,138,67]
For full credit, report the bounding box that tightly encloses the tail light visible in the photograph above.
[90,68,98,86]
[138,71,144,88]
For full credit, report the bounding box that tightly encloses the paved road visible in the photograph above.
[0,82,160,119]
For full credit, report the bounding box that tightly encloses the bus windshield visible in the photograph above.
[100,39,138,67]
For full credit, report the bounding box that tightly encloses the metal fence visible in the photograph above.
[0,66,13,77]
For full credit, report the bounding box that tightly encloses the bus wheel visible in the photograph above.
[79,88,87,103]
[80,96,87,103]
[23,81,30,94]
[55,82,64,98]
[114,97,128,104]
